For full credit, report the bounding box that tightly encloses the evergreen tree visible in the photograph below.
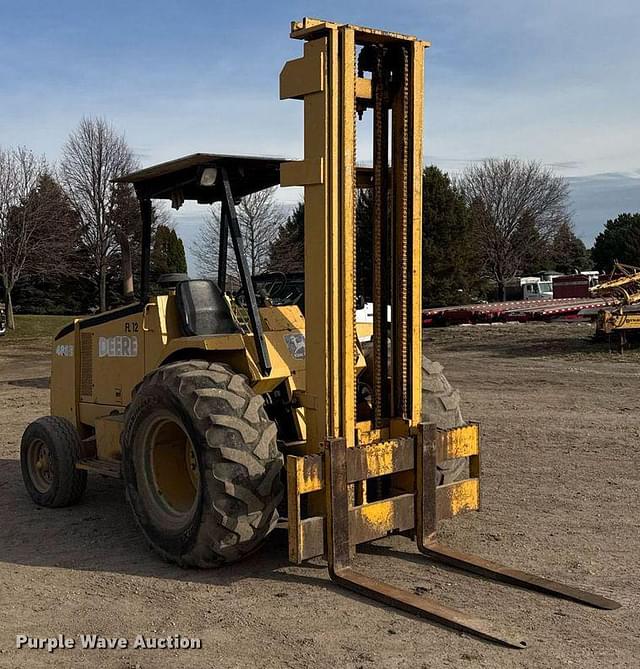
[151,225,187,278]
[423,166,481,306]
[550,221,591,273]
[268,169,485,308]
[268,202,304,272]
[0,165,81,324]
[355,189,373,299]
[267,195,373,300]
[591,213,640,272]
[12,273,102,315]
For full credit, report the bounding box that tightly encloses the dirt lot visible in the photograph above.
[0,322,637,668]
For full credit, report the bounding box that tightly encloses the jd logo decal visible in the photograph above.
[284,333,305,359]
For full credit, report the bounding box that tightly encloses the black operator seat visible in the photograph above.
[175,280,241,336]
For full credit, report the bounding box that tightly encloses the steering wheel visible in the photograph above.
[257,273,288,304]
[235,273,289,307]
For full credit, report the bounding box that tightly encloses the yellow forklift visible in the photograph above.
[21,18,618,647]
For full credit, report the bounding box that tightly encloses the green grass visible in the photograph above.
[2,314,78,341]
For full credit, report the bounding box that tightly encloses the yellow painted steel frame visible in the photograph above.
[280,23,355,450]
[287,424,480,563]
[281,18,444,562]
[598,309,640,334]
[50,297,308,436]
[281,18,427,450]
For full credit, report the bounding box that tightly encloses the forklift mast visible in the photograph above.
[280,18,618,647]
[281,17,426,450]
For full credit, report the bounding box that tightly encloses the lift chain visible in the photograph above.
[397,44,410,418]
[350,35,359,403]
[371,45,389,427]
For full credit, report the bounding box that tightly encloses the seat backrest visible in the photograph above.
[175,280,241,336]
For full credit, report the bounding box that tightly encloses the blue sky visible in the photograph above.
[1,0,639,272]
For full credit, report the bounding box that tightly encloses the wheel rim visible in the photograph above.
[140,414,200,530]
[26,438,54,493]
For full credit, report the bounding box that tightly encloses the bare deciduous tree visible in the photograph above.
[0,147,78,328]
[268,202,304,273]
[192,187,285,285]
[60,118,136,311]
[460,158,570,299]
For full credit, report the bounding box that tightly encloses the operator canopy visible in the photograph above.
[114,153,282,208]
[115,152,374,209]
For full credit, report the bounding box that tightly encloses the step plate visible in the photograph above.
[76,458,121,479]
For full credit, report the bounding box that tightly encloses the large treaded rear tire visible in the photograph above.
[122,360,284,568]
[360,342,467,485]
[421,357,463,429]
[421,356,468,485]
[20,416,87,507]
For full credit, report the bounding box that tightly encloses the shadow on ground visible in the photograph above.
[0,457,329,591]
[5,376,50,389]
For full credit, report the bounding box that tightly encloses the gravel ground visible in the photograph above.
[0,321,637,668]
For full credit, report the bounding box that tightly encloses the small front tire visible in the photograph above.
[20,416,87,507]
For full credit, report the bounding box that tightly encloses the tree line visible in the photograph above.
[189,157,638,307]
[217,159,596,307]
[422,160,591,304]
[2,126,637,326]
[0,118,186,329]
